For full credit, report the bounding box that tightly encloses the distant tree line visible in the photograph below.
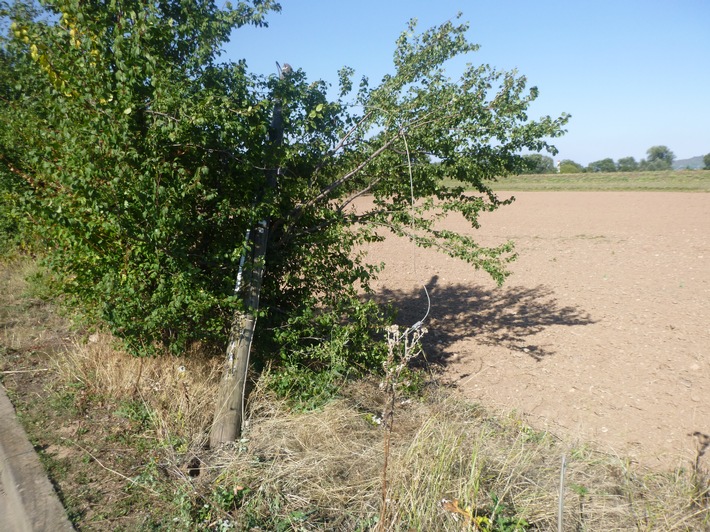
[522,145,709,174]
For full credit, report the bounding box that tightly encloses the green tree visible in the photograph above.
[587,158,616,173]
[704,153,710,170]
[1,4,568,415]
[642,145,675,170]
[559,159,584,173]
[617,156,639,171]
[0,0,41,254]
[1,0,280,354]
[520,153,556,174]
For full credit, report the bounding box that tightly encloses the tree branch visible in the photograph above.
[289,131,402,218]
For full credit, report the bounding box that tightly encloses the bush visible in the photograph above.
[1,4,567,400]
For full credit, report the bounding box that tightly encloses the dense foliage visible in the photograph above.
[587,158,617,173]
[1,2,568,392]
[642,145,675,170]
[559,159,584,174]
[616,156,639,172]
[520,153,555,174]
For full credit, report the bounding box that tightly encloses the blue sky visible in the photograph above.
[225,1,709,166]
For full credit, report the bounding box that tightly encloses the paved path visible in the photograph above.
[0,383,74,531]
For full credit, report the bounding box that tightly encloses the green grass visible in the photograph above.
[483,170,710,192]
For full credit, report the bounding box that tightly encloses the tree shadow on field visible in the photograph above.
[374,275,596,363]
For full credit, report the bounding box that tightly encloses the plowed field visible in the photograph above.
[364,192,709,468]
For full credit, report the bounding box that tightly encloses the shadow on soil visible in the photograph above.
[374,275,597,363]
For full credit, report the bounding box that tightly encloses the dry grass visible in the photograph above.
[56,332,222,451]
[211,381,707,530]
[0,259,69,353]
[2,257,709,530]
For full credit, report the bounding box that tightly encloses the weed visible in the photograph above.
[115,398,153,427]
[378,321,427,529]
[690,432,710,509]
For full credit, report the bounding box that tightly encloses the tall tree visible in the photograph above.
[1,4,569,440]
[703,153,710,170]
[644,145,675,170]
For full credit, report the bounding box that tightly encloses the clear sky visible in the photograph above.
[225,0,709,166]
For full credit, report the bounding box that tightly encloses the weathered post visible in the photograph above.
[209,63,288,448]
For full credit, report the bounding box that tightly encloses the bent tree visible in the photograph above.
[1,1,569,443]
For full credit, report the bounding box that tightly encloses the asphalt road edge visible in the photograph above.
[0,383,74,531]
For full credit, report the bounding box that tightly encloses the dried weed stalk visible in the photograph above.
[378,320,427,530]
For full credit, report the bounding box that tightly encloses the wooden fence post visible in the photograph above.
[209,63,288,448]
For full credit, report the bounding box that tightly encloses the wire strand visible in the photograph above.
[401,130,431,334]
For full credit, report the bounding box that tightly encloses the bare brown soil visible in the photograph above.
[363,191,710,469]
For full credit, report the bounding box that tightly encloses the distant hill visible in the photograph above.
[673,156,705,170]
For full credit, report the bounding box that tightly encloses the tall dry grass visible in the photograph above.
[56,332,222,454]
[209,378,709,530]
[44,331,710,530]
